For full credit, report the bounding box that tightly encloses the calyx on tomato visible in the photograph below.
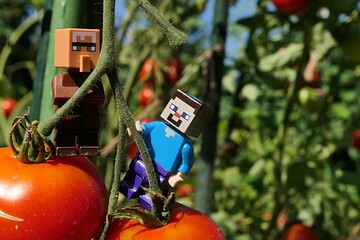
[106,202,225,240]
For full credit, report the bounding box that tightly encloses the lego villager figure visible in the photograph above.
[52,28,105,156]
[120,89,213,211]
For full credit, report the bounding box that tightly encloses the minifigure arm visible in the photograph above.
[168,143,194,187]
[127,120,143,137]
[140,121,161,137]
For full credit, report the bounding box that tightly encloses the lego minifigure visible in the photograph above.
[52,28,105,156]
[120,89,213,210]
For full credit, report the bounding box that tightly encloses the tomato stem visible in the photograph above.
[133,0,187,47]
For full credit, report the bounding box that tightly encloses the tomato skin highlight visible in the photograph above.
[138,84,153,106]
[138,58,157,85]
[0,147,108,240]
[106,202,225,240]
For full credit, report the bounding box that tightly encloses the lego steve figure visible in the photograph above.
[52,28,104,156]
[120,89,213,211]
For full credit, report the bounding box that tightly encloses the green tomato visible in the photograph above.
[298,87,320,113]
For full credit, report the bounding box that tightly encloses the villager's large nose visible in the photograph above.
[80,55,91,72]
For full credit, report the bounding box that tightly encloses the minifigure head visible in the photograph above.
[160,89,213,138]
[54,28,100,72]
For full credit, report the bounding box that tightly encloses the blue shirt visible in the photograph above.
[141,121,194,174]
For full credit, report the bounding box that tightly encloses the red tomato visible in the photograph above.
[0,147,108,240]
[106,202,225,240]
[176,183,194,198]
[272,0,311,15]
[163,59,182,85]
[127,140,138,159]
[283,222,320,240]
[352,129,360,151]
[138,84,153,106]
[1,98,17,117]
[138,58,157,84]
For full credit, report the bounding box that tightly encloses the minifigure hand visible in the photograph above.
[168,172,185,188]
[127,120,143,136]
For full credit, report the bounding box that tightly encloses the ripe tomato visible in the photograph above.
[1,98,17,117]
[163,59,182,85]
[283,222,320,240]
[138,58,157,85]
[352,129,360,151]
[176,183,194,198]
[106,202,225,240]
[272,0,311,15]
[138,84,153,106]
[0,147,108,240]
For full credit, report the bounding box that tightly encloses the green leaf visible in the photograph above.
[258,43,303,72]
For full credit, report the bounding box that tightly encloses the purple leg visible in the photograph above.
[120,154,170,211]
[119,156,147,199]
[138,163,169,211]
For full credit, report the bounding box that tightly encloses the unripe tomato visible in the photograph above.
[106,202,225,240]
[298,87,320,113]
[1,98,17,117]
[0,147,108,240]
[163,59,182,85]
[351,129,360,151]
[138,84,153,106]
[272,0,311,15]
[283,222,320,240]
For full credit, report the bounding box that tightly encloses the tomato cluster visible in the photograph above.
[0,147,108,240]
[138,58,182,106]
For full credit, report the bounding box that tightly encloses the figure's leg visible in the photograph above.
[78,131,100,156]
[75,105,101,156]
[137,162,169,211]
[119,156,147,199]
[54,130,77,156]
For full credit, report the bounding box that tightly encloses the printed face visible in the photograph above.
[160,96,196,133]
[71,31,97,53]
[54,29,100,71]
